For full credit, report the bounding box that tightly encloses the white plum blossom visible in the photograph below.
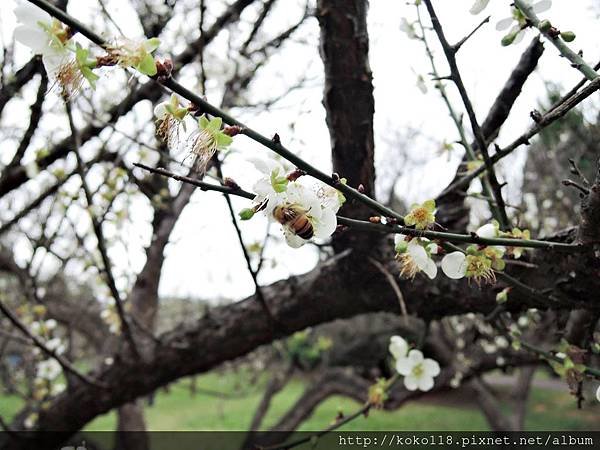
[389,335,409,360]
[24,413,38,429]
[24,161,40,179]
[278,183,337,248]
[469,0,490,15]
[247,157,339,248]
[475,222,498,239]
[441,251,468,280]
[416,74,427,94]
[37,359,61,380]
[399,18,418,40]
[496,0,552,46]
[394,235,438,280]
[14,2,71,77]
[395,349,441,392]
[249,157,291,214]
[441,223,506,284]
[317,184,345,214]
[46,337,65,355]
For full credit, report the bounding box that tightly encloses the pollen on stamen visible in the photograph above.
[156,116,180,151]
[396,252,419,279]
[186,128,218,174]
[54,61,84,98]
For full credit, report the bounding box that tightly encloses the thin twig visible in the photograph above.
[65,99,140,359]
[415,5,500,217]
[215,160,281,333]
[25,0,407,225]
[562,179,590,195]
[0,299,106,388]
[442,77,600,196]
[368,257,408,319]
[453,15,490,52]
[133,163,255,199]
[424,0,509,228]
[135,163,584,251]
[514,0,599,81]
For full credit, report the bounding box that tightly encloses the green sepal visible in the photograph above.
[136,53,157,76]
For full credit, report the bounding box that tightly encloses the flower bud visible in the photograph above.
[560,31,576,42]
[501,31,518,46]
[538,19,552,32]
[239,208,255,220]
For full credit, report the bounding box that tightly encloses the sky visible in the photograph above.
[1,0,599,303]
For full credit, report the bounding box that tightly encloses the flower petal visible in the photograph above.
[423,358,441,377]
[154,102,167,119]
[496,17,514,31]
[476,223,497,239]
[283,229,306,248]
[407,349,424,364]
[408,240,429,269]
[532,0,552,14]
[395,357,412,376]
[469,0,490,15]
[42,53,67,78]
[422,258,437,280]
[314,207,337,239]
[14,4,52,27]
[389,336,408,360]
[441,252,467,279]
[394,234,406,246]
[417,375,434,392]
[14,26,50,53]
[403,374,419,391]
[512,29,526,45]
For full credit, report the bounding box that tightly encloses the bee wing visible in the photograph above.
[283,227,307,248]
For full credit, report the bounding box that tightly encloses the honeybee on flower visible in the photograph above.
[241,157,339,248]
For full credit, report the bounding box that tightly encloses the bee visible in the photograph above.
[273,203,314,240]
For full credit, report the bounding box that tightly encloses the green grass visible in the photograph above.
[1,371,598,431]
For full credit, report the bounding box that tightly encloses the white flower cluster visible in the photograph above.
[470,0,553,46]
[244,157,343,248]
[14,2,70,78]
[389,336,440,392]
[395,221,515,285]
[14,2,162,94]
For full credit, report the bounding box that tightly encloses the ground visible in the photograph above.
[1,370,598,431]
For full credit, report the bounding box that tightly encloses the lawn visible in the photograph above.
[1,370,598,431]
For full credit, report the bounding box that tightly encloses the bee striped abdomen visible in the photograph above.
[273,204,314,240]
[293,216,314,239]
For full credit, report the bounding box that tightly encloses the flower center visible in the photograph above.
[465,255,495,284]
[396,253,418,279]
[412,363,424,378]
[412,207,428,223]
